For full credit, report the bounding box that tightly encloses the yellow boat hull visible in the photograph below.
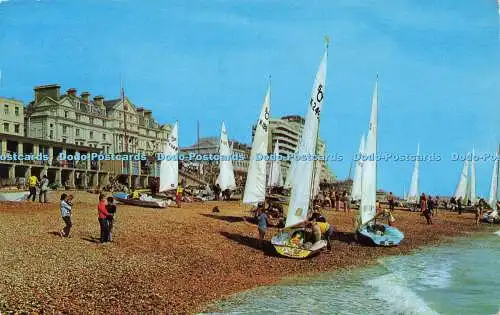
[273,245,315,259]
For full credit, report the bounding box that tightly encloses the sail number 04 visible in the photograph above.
[310,84,324,118]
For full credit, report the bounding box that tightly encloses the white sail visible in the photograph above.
[285,50,327,228]
[351,134,365,201]
[489,147,499,210]
[267,140,283,187]
[243,86,271,204]
[159,121,178,192]
[283,151,296,189]
[216,122,236,191]
[454,158,469,200]
[312,144,324,198]
[407,144,420,203]
[360,78,378,226]
[469,148,477,205]
[403,184,407,201]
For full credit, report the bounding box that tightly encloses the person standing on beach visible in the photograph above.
[342,191,349,212]
[457,197,463,215]
[257,207,268,248]
[176,184,183,208]
[335,190,340,211]
[27,174,38,202]
[427,195,435,217]
[97,194,110,243]
[420,193,432,224]
[39,175,49,203]
[59,193,73,237]
[106,197,116,242]
[387,192,395,212]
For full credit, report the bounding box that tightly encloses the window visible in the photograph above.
[65,111,69,118]
[63,125,67,134]
[3,123,9,132]
[15,107,19,116]
[90,131,94,138]
[49,130,53,139]
[62,138,67,143]
[76,114,81,121]
[50,123,53,128]
[14,124,19,134]
[4,105,8,115]
[89,117,94,124]
[103,133,106,141]
[76,129,80,136]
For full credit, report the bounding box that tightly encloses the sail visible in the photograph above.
[216,122,236,191]
[360,78,378,226]
[267,140,283,187]
[454,159,469,200]
[489,147,499,210]
[469,148,477,205]
[159,122,179,192]
[285,49,327,228]
[243,86,271,204]
[312,144,324,198]
[407,144,420,203]
[351,134,365,201]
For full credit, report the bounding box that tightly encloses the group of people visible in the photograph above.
[26,174,50,203]
[58,193,117,243]
[314,189,350,212]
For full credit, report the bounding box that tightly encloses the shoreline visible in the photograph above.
[0,192,493,314]
[199,224,498,314]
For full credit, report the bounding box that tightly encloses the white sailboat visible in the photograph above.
[267,140,284,188]
[489,147,499,210]
[216,122,237,191]
[351,134,365,202]
[469,148,477,205]
[159,121,179,192]
[454,159,470,201]
[407,144,420,204]
[356,77,404,246]
[271,44,328,258]
[243,85,271,205]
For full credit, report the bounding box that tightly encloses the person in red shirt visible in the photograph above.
[97,193,110,243]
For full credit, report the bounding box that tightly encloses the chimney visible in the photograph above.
[81,92,90,103]
[93,95,104,107]
[66,88,77,97]
[34,84,61,104]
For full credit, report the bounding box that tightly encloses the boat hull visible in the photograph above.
[271,228,327,259]
[0,191,29,202]
[482,211,500,224]
[112,192,167,208]
[357,224,404,246]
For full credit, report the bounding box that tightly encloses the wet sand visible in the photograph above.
[0,191,491,314]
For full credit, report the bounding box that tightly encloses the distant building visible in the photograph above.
[253,115,336,184]
[180,137,251,186]
[0,97,24,138]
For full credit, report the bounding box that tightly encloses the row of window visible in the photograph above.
[3,104,21,116]
[2,123,21,133]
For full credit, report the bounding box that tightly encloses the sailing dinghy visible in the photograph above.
[356,77,404,247]
[271,45,328,259]
[405,144,420,211]
[483,145,500,223]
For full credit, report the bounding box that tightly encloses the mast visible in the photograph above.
[121,77,128,153]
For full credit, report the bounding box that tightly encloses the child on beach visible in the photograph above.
[59,193,73,237]
[257,207,268,248]
[106,197,117,242]
[97,194,110,243]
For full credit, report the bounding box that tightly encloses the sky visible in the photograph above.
[0,0,499,197]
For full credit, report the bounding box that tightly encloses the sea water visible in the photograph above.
[203,231,500,315]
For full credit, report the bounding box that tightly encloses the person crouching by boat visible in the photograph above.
[310,205,326,223]
[420,193,432,225]
[97,194,110,244]
[106,197,116,242]
[257,207,268,249]
[307,220,334,251]
[60,193,73,237]
[376,202,395,226]
[176,185,184,208]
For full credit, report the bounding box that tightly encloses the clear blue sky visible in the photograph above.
[0,0,499,197]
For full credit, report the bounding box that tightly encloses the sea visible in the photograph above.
[202,230,500,315]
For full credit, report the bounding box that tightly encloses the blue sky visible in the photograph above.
[0,0,499,197]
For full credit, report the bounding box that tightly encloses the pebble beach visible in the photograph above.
[0,191,491,314]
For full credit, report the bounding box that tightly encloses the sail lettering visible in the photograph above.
[309,84,324,119]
